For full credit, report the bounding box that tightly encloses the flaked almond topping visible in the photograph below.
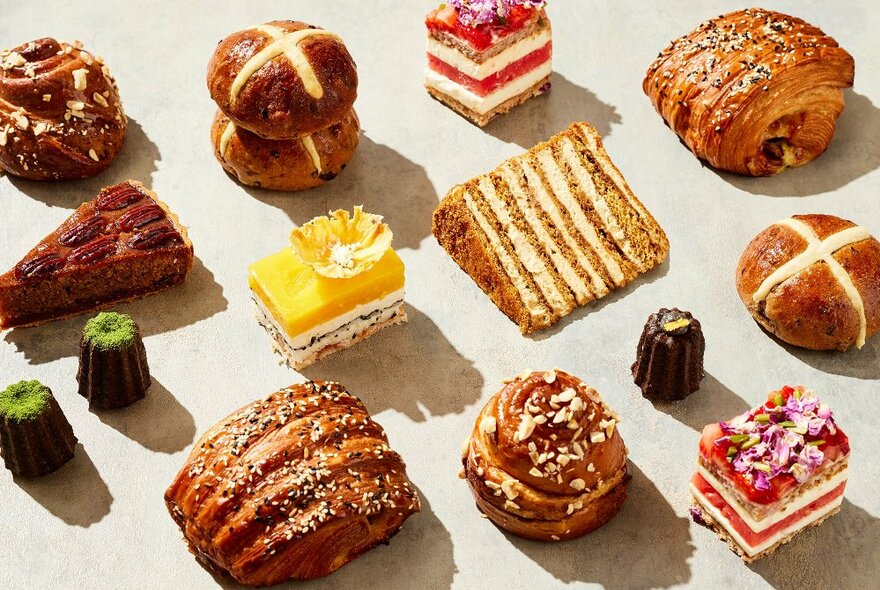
[543,370,556,384]
[558,388,577,403]
[80,51,94,65]
[501,479,519,500]
[42,94,52,102]
[590,431,606,444]
[484,480,501,491]
[570,478,586,491]
[88,148,99,161]
[11,112,28,130]
[552,409,567,424]
[66,100,85,111]
[572,441,585,458]
[0,125,9,146]
[479,415,497,435]
[32,122,47,136]
[567,419,579,430]
[93,92,109,107]
[513,413,537,442]
[504,499,521,511]
[2,52,26,69]
[533,414,547,425]
[587,463,596,473]
[551,535,561,541]
[528,467,542,478]
[72,68,88,91]
[537,452,548,464]
[570,396,586,414]
[600,418,617,437]
[527,442,537,453]
[556,454,571,467]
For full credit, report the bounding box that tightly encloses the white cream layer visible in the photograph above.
[425,60,551,115]
[691,479,843,557]
[255,288,404,352]
[426,29,551,81]
[696,462,847,533]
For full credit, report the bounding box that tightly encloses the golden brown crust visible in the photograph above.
[0,180,193,329]
[211,109,359,191]
[463,370,628,541]
[207,21,357,140]
[0,37,126,180]
[735,214,880,351]
[643,8,854,176]
[164,382,420,585]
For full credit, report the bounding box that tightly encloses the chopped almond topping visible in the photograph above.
[479,416,497,435]
[42,94,52,102]
[93,92,109,107]
[570,478,586,491]
[513,413,537,442]
[72,68,89,91]
[590,431,606,443]
[543,370,556,384]
[88,149,99,161]
[501,479,518,500]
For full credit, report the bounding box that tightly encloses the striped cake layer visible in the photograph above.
[433,122,669,333]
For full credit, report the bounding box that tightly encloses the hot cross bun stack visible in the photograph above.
[207,20,360,191]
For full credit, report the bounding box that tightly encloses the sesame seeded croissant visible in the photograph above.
[164,381,420,585]
[463,370,629,542]
[643,8,854,176]
[0,37,126,180]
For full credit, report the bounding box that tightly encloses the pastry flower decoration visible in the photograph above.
[290,206,393,279]
[449,0,546,27]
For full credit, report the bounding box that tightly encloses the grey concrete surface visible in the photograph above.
[0,1,878,589]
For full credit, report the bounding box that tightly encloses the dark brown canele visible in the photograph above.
[77,327,151,409]
[632,308,705,401]
[0,392,77,477]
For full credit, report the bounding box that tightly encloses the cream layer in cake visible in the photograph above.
[690,479,844,557]
[695,462,848,533]
[425,61,551,115]
[254,288,405,364]
[426,28,552,80]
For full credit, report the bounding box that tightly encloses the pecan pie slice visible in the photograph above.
[0,180,193,329]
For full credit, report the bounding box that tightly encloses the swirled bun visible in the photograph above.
[463,369,629,541]
[210,109,359,191]
[207,21,357,140]
[0,37,126,180]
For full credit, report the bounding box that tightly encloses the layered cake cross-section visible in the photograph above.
[432,121,669,333]
[690,385,850,561]
[425,1,552,126]
[249,207,406,369]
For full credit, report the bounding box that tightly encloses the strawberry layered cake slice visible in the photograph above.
[425,1,552,126]
[689,385,849,561]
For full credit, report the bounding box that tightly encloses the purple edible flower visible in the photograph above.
[754,471,771,491]
[449,0,546,27]
[689,506,707,525]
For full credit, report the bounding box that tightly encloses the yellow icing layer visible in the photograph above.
[248,246,405,337]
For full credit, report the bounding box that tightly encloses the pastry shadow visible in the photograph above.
[484,73,622,148]
[302,303,483,422]
[5,117,160,207]
[748,499,880,589]
[12,443,112,527]
[526,255,671,342]
[3,256,227,365]
[778,335,880,381]
[507,462,693,589]
[92,378,196,454]
[200,486,456,590]
[714,91,880,197]
[649,372,751,432]
[242,133,438,251]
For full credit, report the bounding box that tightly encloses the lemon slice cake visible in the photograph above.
[249,207,407,369]
[432,121,669,333]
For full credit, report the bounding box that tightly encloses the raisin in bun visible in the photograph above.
[207,21,357,140]
[210,109,359,191]
[463,370,629,541]
[0,37,126,180]
[736,214,880,351]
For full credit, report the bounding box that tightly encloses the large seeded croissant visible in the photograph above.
[0,37,126,180]
[643,8,854,176]
[463,370,629,541]
[165,381,420,585]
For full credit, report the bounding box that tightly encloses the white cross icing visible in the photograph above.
[229,24,341,104]
[753,218,871,348]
